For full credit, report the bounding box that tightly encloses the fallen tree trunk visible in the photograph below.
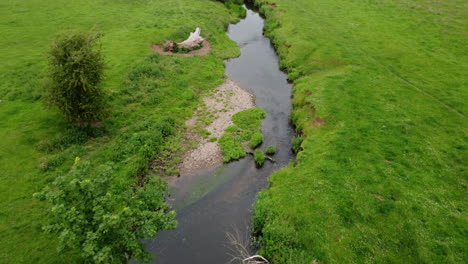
[177,28,204,49]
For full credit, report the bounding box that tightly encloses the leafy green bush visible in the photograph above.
[266,145,277,155]
[249,132,263,148]
[34,162,176,263]
[254,149,266,167]
[46,31,108,127]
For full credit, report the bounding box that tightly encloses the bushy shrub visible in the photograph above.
[46,31,108,127]
[266,145,277,155]
[254,149,266,167]
[34,162,176,263]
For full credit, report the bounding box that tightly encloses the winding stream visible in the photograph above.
[145,6,294,263]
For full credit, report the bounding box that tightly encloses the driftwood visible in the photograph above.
[163,28,204,52]
[225,228,269,264]
[243,255,270,264]
[178,27,204,49]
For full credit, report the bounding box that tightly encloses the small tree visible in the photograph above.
[35,162,177,263]
[46,31,108,127]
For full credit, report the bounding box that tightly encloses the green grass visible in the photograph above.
[265,146,276,155]
[0,0,242,263]
[252,0,467,263]
[249,132,264,148]
[219,107,266,162]
[254,149,266,167]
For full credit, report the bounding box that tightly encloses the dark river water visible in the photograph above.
[145,6,294,264]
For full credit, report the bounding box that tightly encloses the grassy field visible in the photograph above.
[252,0,467,263]
[0,0,241,263]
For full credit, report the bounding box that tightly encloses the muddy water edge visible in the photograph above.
[144,5,295,263]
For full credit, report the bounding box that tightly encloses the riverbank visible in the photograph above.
[0,0,243,262]
[144,6,295,263]
[252,0,467,263]
[179,79,255,173]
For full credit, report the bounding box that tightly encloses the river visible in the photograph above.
[145,5,295,263]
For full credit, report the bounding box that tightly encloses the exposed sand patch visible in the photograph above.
[151,40,211,57]
[178,79,255,173]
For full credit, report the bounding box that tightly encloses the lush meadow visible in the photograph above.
[252,0,467,263]
[0,0,241,262]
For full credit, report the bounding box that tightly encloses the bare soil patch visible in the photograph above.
[314,117,324,126]
[151,40,211,57]
[178,79,255,173]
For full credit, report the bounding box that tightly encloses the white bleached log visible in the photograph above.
[177,28,204,49]
[243,255,270,264]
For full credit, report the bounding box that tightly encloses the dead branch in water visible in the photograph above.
[246,151,276,163]
[225,227,269,264]
[243,255,270,264]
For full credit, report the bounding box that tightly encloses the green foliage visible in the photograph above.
[232,107,266,129]
[35,163,176,263]
[46,31,108,126]
[291,136,303,153]
[37,127,90,153]
[265,145,276,155]
[219,108,266,162]
[172,44,191,54]
[167,25,198,43]
[218,127,247,162]
[200,129,211,138]
[224,2,247,18]
[254,149,265,167]
[0,0,243,262]
[249,132,263,148]
[253,0,468,263]
[170,42,204,54]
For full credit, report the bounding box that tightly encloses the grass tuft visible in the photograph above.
[254,149,265,167]
[265,145,276,155]
[219,107,266,162]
